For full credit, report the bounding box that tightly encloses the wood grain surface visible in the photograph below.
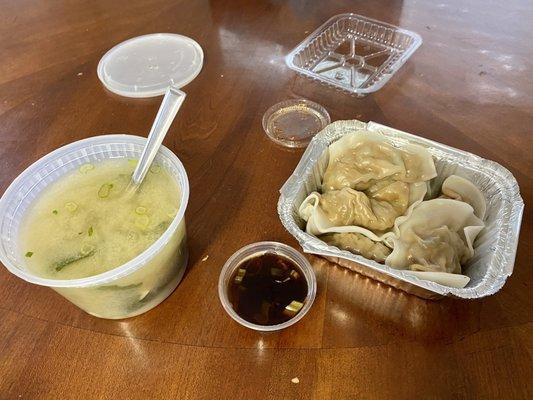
[0,0,531,399]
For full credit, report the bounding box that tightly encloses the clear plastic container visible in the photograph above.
[285,13,422,97]
[218,241,317,332]
[0,134,189,319]
[262,99,330,148]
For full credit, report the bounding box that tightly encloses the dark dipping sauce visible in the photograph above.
[228,252,308,326]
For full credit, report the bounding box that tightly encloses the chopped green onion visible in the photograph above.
[149,164,161,174]
[135,206,147,215]
[52,209,58,215]
[234,268,246,284]
[88,226,93,236]
[135,214,150,229]
[25,251,33,258]
[81,244,95,255]
[65,202,78,212]
[98,183,113,198]
[270,267,284,278]
[127,231,138,241]
[79,163,94,174]
[283,300,304,317]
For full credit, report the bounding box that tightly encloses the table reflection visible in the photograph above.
[312,256,480,345]
[119,321,148,361]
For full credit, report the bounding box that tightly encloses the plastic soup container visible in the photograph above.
[0,134,189,319]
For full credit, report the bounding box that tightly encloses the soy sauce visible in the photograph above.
[228,252,308,326]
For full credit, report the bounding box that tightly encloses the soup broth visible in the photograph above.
[20,159,180,280]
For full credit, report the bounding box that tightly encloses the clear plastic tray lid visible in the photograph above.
[98,33,203,98]
[285,14,422,96]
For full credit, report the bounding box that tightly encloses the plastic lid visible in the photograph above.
[97,33,203,98]
[262,99,331,148]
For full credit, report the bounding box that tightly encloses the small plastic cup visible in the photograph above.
[0,134,190,319]
[218,241,317,331]
[262,99,330,148]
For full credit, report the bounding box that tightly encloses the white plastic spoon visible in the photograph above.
[130,85,186,189]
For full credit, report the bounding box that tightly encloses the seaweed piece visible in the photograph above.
[97,282,143,291]
[53,249,96,271]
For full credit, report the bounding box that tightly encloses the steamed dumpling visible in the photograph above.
[299,181,427,240]
[319,183,409,231]
[298,129,487,286]
[403,226,470,274]
[441,175,486,220]
[322,131,437,191]
[385,199,484,274]
[320,232,391,263]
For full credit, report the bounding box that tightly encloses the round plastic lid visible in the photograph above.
[262,99,331,148]
[97,33,203,98]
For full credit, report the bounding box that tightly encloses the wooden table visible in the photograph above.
[0,0,531,398]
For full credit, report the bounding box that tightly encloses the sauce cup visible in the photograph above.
[218,241,317,332]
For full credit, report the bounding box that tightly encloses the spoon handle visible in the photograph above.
[131,86,187,186]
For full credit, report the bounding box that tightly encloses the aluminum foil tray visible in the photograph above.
[278,120,524,299]
[285,14,422,97]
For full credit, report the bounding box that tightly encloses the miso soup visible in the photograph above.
[20,159,180,280]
